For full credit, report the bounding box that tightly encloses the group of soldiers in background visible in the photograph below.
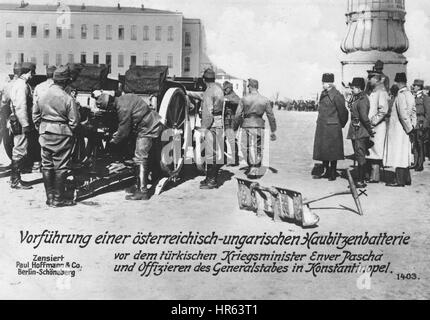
[0,63,277,206]
[276,100,318,112]
[313,60,430,188]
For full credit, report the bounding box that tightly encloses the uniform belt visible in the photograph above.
[245,114,261,119]
[417,113,425,116]
[213,111,223,116]
[41,118,68,124]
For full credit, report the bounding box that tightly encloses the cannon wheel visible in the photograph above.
[158,87,191,177]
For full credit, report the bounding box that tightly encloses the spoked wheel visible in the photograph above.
[158,87,191,177]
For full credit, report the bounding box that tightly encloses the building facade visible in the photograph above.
[0,2,208,84]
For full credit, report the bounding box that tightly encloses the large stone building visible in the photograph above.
[0,2,211,83]
[341,0,409,84]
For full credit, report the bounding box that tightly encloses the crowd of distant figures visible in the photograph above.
[274,100,318,112]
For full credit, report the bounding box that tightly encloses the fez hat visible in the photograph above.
[13,62,22,75]
[374,60,384,71]
[96,93,114,110]
[248,78,259,89]
[349,77,366,91]
[322,73,334,83]
[367,69,382,79]
[223,81,233,90]
[21,62,36,73]
[413,79,424,87]
[203,68,215,80]
[53,66,71,81]
[46,65,57,78]
[394,72,407,83]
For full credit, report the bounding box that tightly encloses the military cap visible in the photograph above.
[53,65,71,81]
[96,93,114,110]
[21,62,36,73]
[413,79,424,87]
[349,77,366,91]
[374,60,384,71]
[322,73,334,83]
[247,78,259,89]
[394,72,407,83]
[13,62,22,75]
[203,68,216,80]
[46,65,57,78]
[223,81,233,90]
[367,69,382,79]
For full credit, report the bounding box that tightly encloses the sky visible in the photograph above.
[6,0,430,99]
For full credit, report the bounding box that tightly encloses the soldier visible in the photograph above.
[366,70,389,183]
[223,81,240,167]
[33,66,80,207]
[411,79,430,171]
[8,62,36,190]
[346,78,373,188]
[234,78,277,180]
[313,73,348,181]
[96,92,164,200]
[384,73,416,187]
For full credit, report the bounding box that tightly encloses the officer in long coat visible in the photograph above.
[366,70,389,183]
[313,73,348,181]
[198,69,225,189]
[96,92,164,200]
[384,73,416,187]
[234,78,277,179]
[33,66,80,207]
[347,78,373,188]
[411,79,430,171]
[9,62,36,190]
[223,81,240,166]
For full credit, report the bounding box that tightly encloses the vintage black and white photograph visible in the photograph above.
[0,0,429,301]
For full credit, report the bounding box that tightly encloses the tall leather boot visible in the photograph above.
[10,160,32,190]
[356,165,367,189]
[126,162,150,201]
[52,170,76,207]
[200,164,218,190]
[328,161,337,181]
[42,169,55,206]
[313,161,330,179]
[200,164,211,187]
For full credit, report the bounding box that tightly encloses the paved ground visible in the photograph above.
[0,111,429,300]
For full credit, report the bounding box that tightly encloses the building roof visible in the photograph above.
[0,3,179,15]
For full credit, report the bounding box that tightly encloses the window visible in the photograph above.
[56,53,62,66]
[5,52,12,65]
[81,24,87,39]
[185,32,191,47]
[167,54,173,68]
[118,25,124,40]
[131,25,137,40]
[56,27,62,39]
[155,53,161,66]
[143,53,149,66]
[143,26,149,41]
[31,24,37,38]
[69,24,74,39]
[93,52,99,64]
[106,53,112,72]
[81,53,86,64]
[43,52,49,66]
[168,26,173,41]
[18,53,24,63]
[184,57,190,72]
[118,53,124,67]
[30,53,37,65]
[68,53,74,63]
[18,25,24,38]
[94,25,100,40]
[44,24,50,38]
[106,25,112,40]
[6,23,12,38]
[156,26,162,41]
[130,55,137,66]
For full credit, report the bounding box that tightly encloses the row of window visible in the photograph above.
[4,52,190,70]
[4,23,190,43]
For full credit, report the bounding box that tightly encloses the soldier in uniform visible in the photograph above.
[234,78,277,180]
[198,69,225,189]
[384,73,416,187]
[9,62,36,189]
[223,81,240,166]
[33,66,80,207]
[411,79,430,171]
[347,78,373,188]
[96,92,164,200]
[313,73,348,181]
